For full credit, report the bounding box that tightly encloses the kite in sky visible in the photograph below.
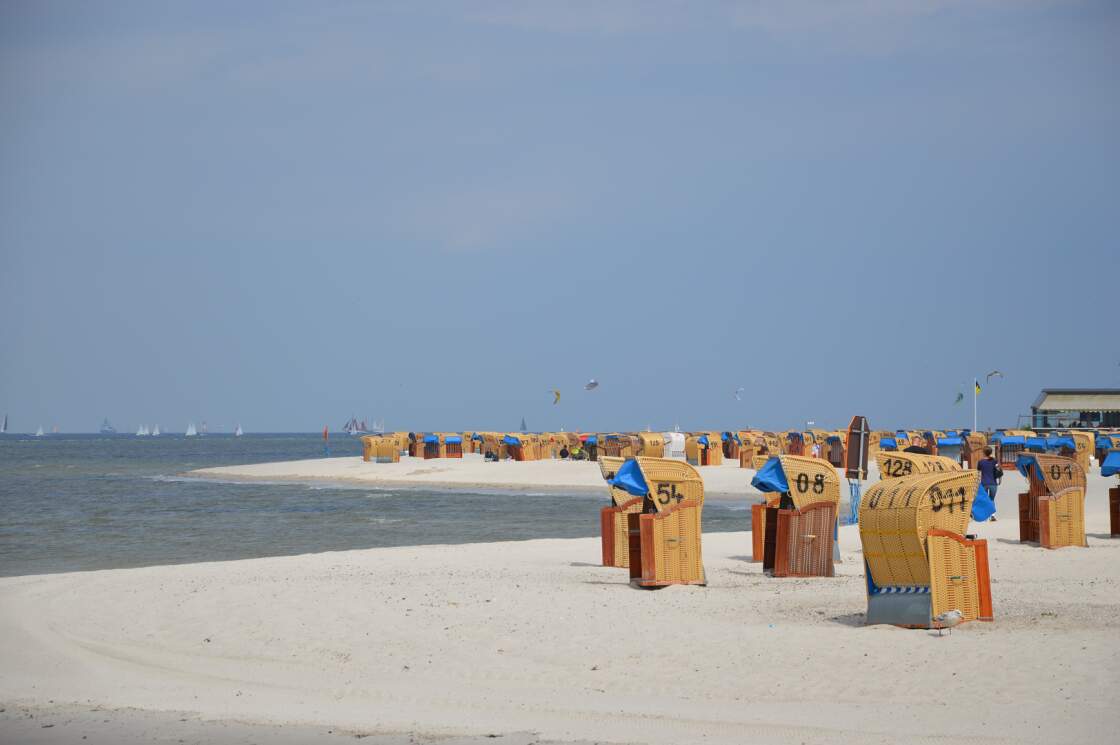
[584,379,599,391]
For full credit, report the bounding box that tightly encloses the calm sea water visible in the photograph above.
[0,434,749,577]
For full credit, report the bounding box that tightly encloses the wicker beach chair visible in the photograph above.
[1103,451,1120,536]
[597,457,643,568]
[859,470,993,628]
[637,432,666,457]
[604,457,706,587]
[1015,453,1087,549]
[876,451,963,479]
[443,434,463,458]
[749,455,841,576]
[685,434,722,466]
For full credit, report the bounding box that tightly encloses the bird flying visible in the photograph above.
[584,379,599,391]
[954,392,964,405]
[552,389,561,405]
[985,370,1004,382]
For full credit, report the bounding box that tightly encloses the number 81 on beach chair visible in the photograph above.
[859,470,993,628]
[749,455,841,577]
[1103,451,1120,537]
[602,457,706,587]
[1015,453,1087,549]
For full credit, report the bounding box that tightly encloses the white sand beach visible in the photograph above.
[188,452,759,497]
[2,461,1118,744]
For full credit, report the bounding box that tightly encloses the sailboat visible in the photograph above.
[234,423,243,437]
[200,421,208,436]
[35,425,44,437]
[136,424,149,436]
[152,424,160,436]
[520,416,527,433]
[1,414,8,433]
[185,422,197,437]
[100,418,117,434]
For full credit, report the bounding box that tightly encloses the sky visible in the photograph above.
[1,0,1117,434]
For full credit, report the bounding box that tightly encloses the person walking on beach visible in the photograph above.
[978,447,1002,521]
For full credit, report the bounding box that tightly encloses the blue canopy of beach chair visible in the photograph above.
[750,456,787,494]
[608,458,649,498]
[423,434,439,444]
[1001,435,1026,445]
[1046,436,1076,450]
[698,435,710,446]
[502,434,521,446]
[1026,436,1047,450]
[1102,451,1120,477]
[471,434,483,441]
[1015,454,1042,479]
[937,436,964,446]
[879,437,897,448]
[585,435,597,445]
[445,436,462,444]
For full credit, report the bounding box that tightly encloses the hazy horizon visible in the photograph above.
[2,1,1117,434]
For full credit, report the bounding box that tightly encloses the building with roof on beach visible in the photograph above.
[1028,389,1120,429]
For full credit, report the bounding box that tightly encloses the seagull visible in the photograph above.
[584,379,599,391]
[552,389,561,405]
[985,370,1004,383]
[932,609,964,636]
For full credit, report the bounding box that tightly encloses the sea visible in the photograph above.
[0,433,751,577]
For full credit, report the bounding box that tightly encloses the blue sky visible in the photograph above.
[1,1,1117,433]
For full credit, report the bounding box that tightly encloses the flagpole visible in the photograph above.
[973,378,978,432]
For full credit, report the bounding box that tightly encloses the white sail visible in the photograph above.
[234,423,243,437]
[35,425,44,437]
[136,425,149,436]
[152,425,160,436]
[1,414,7,433]
[185,422,197,437]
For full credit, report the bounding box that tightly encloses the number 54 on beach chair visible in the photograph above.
[749,455,841,577]
[603,457,706,587]
[859,470,993,628]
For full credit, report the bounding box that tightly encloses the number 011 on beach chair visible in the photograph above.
[859,470,993,628]
[749,455,841,577]
[604,457,706,587]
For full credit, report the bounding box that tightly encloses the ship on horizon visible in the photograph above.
[99,418,117,435]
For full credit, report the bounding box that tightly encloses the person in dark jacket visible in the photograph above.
[977,447,1002,521]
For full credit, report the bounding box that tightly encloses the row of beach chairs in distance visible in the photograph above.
[596,449,1110,630]
[359,428,1115,475]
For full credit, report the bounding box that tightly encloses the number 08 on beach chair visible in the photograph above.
[604,457,706,587]
[1015,453,1087,549]
[859,470,993,628]
[749,456,841,577]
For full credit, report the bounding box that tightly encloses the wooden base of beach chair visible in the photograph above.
[627,505,706,588]
[1111,486,1120,536]
[762,503,837,578]
[1019,492,1039,543]
[1020,490,1086,548]
[601,498,643,568]
[750,503,766,562]
[864,533,992,628]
